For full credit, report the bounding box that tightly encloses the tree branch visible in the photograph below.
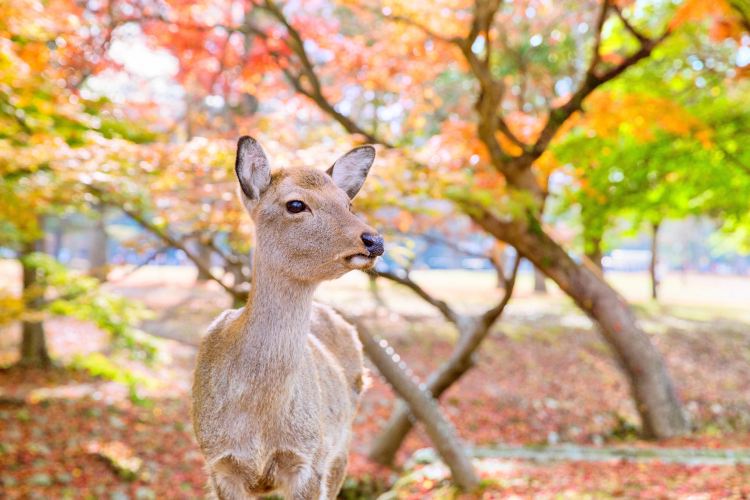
[108,247,168,283]
[118,205,241,299]
[380,12,461,44]
[372,269,459,325]
[367,247,519,465]
[496,116,530,151]
[481,251,520,326]
[418,233,494,262]
[729,0,750,33]
[90,188,245,301]
[612,4,649,43]
[531,2,671,160]
[339,310,480,491]
[459,0,514,170]
[718,144,750,177]
[260,0,393,147]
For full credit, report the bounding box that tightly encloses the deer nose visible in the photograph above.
[361,233,384,257]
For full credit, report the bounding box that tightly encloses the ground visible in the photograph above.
[1,265,749,498]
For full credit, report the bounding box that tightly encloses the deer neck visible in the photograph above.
[240,256,317,363]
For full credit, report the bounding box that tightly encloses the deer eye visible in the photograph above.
[286,200,307,214]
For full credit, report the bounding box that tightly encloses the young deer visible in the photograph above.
[192,136,384,499]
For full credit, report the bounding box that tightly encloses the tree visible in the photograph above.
[135,0,695,438]
[137,0,668,437]
[553,71,750,300]
[0,0,156,366]
[361,223,520,464]
[1,1,88,365]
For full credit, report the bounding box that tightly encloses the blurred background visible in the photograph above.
[1,0,750,498]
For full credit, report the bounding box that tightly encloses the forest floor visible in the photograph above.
[1,266,749,498]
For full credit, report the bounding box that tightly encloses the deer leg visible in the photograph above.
[210,455,270,500]
[209,473,249,500]
[324,454,348,499]
[289,468,323,500]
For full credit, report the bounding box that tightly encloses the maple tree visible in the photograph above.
[3,0,750,493]
[552,20,750,298]
[0,0,156,367]
[119,0,750,443]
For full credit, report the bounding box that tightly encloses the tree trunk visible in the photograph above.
[347,314,479,491]
[89,203,109,281]
[19,240,52,368]
[586,235,604,272]
[196,243,213,282]
[473,212,687,439]
[369,259,520,465]
[368,319,485,464]
[650,221,661,301]
[533,265,547,293]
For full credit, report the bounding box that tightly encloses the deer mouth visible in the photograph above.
[345,253,377,269]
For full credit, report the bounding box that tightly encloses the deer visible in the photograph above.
[191,136,384,499]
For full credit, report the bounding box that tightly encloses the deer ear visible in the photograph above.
[235,136,271,207]
[326,145,375,199]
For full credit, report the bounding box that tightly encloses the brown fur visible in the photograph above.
[192,139,377,499]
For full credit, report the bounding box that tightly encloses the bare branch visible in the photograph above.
[459,0,515,169]
[118,206,241,299]
[204,237,251,281]
[341,311,480,490]
[260,0,394,147]
[90,187,244,301]
[612,4,649,43]
[589,0,612,70]
[108,247,168,283]
[368,245,519,465]
[381,12,461,44]
[496,116,530,151]
[481,251,520,326]
[372,269,459,325]
[418,233,494,262]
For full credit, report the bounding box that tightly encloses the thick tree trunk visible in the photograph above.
[20,321,50,368]
[473,213,687,439]
[650,221,661,301]
[349,316,479,491]
[533,266,547,293]
[19,240,52,368]
[89,203,109,281]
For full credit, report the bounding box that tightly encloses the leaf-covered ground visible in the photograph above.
[1,271,749,498]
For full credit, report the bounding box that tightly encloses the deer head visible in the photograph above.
[235,136,384,283]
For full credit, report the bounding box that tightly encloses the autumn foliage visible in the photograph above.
[2,0,750,496]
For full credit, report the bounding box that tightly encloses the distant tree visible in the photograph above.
[0,0,156,366]
[553,82,750,300]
